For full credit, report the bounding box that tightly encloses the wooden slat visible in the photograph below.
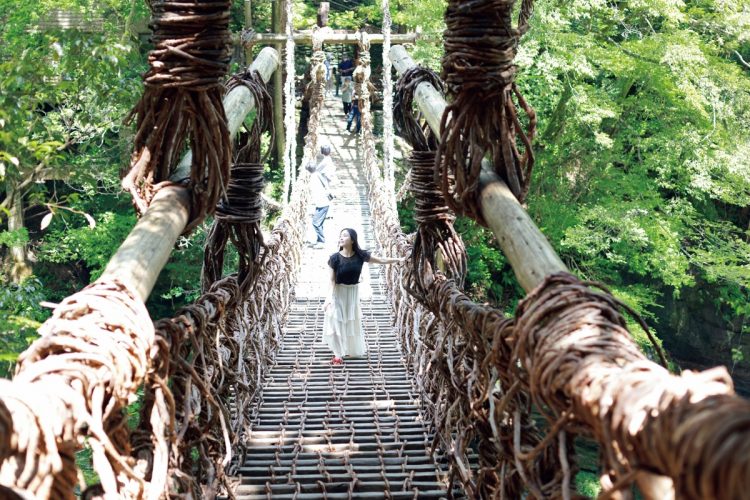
[232,98,452,499]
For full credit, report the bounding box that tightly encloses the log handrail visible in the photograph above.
[241,31,418,46]
[389,45,565,293]
[99,47,280,302]
[388,43,750,500]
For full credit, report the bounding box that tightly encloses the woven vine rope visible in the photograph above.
[202,70,274,295]
[437,0,537,224]
[124,61,326,497]
[379,63,750,499]
[123,0,233,233]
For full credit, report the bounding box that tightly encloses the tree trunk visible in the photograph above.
[6,185,32,283]
[541,85,572,145]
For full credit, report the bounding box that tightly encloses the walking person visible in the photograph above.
[306,145,336,248]
[341,78,353,116]
[346,100,361,134]
[323,228,405,364]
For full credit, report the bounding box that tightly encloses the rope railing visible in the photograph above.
[382,45,750,499]
[0,47,287,497]
[123,35,329,498]
[282,0,297,202]
[359,49,549,498]
[381,0,395,203]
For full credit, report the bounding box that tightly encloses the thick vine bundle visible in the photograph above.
[437,0,537,224]
[123,0,233,233]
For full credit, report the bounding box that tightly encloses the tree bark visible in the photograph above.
[317,2,329,27]
[6,185,32,283]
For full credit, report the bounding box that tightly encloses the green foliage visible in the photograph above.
[0,278,49,377]
[517,0,750,365]
[327,0,383,30]
[0,228,30,248]
[575,470,602,497]
[454,217,523,309]
[389,0,750,374]
[37,209,136,281]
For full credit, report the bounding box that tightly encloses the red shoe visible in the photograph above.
[331,356,343,365]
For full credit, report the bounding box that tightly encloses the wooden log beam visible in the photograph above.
[99,47,280,302]
[242,31,418,46]
[389,45,566,293]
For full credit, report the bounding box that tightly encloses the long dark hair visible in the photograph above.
[339,228,368,259]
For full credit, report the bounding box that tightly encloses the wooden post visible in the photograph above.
[99,47,281,302]
[6,187,32,283]
[317,2,329,27]
[243,0,252,64]
[389,45,566,293]
[272,1,285,170]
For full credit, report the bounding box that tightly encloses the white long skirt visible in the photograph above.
[323,283,367,358]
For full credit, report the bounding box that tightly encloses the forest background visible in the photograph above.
[1,0,749,397]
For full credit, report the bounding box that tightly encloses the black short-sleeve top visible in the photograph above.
[328,250,371,284]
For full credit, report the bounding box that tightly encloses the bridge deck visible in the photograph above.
[233,99,451,499]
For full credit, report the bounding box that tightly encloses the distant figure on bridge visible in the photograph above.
[337,55,354,100]
[338,54,355,80]
[341,78,353,116]
[323,228,405,365]
[306,144,336,249]
[346,100,361,134]
[324,53,333,96]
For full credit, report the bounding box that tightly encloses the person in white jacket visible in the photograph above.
[306,144,336,248]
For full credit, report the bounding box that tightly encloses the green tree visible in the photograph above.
[0,0,145,282]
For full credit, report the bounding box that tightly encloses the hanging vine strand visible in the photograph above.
[122,0,233,233]
[124,59,327,497]
[381,0,396,203]
[394,66,466,296]
[283,0,297,202]
[437,0,537,224]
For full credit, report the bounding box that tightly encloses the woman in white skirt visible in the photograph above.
[323,228,405,364]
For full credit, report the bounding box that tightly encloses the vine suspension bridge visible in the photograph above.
[1,2,750,500]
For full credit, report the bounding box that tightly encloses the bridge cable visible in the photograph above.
[381,0,396,206]
[283,0,297,202]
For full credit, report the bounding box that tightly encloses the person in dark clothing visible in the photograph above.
[346,100,361,134]
[323,228,404,364]
[338,55,355,80]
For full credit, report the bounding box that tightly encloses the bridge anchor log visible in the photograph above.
[389,44,750,499]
